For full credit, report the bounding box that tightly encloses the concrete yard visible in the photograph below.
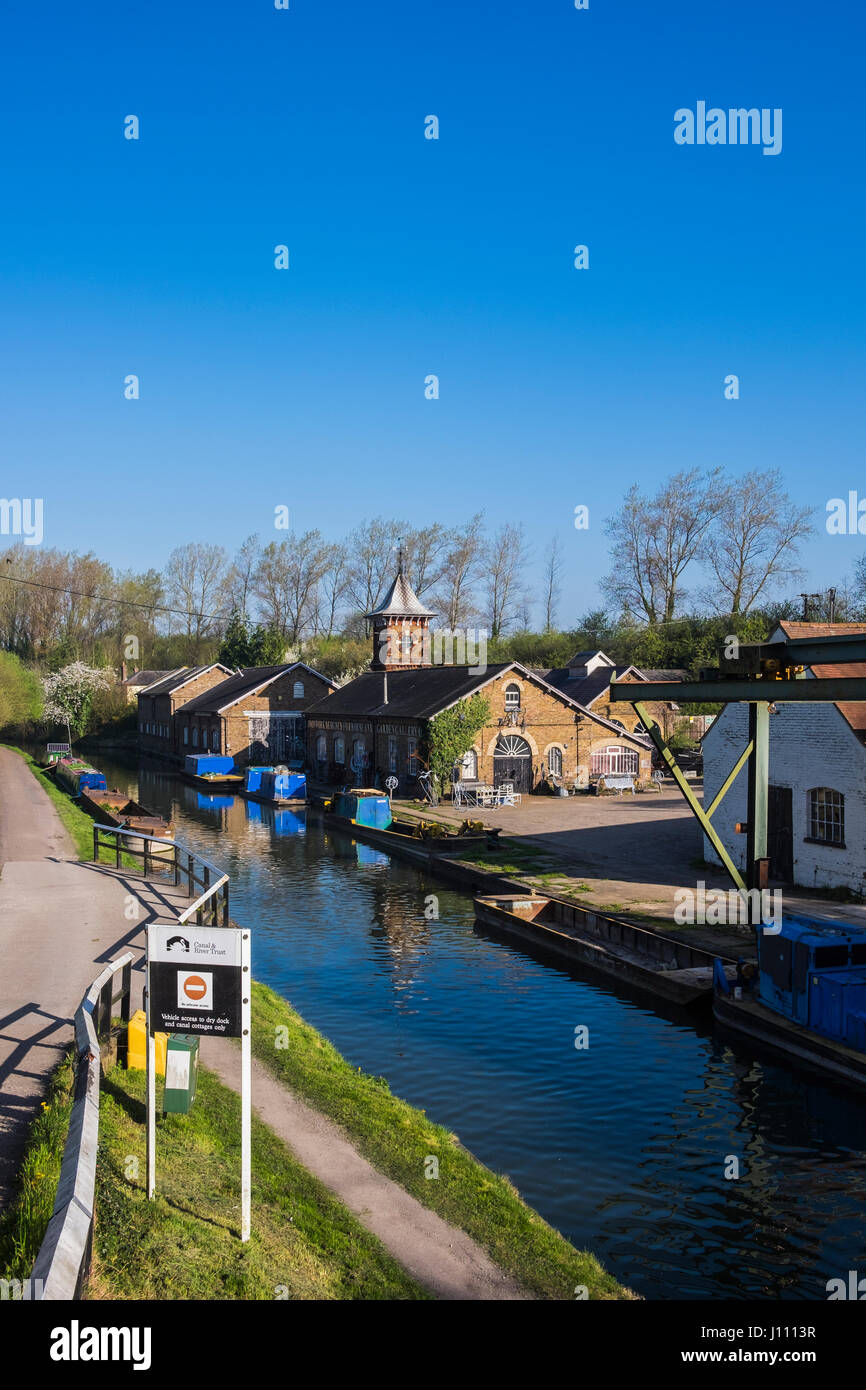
[399,783,866,941]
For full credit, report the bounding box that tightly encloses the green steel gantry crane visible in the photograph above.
[609,633,866,925]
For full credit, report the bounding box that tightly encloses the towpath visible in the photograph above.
[0,747,190,1210]
[0,750,528,1299]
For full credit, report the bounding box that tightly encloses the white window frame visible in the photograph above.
[504,683,521,710]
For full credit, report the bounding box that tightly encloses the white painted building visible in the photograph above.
[702,623,866,895]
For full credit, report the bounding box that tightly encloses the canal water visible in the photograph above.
[87,752,866,1301]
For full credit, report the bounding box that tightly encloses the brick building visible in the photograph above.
[137,664,233,759]
[538,650,680,738]
[305,562,652,794]
[175,663,336,767]
[702,622,866,893]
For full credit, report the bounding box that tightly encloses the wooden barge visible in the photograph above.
[79,788,175,858]
[474,893,737,1006]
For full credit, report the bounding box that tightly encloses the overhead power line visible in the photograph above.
[0,571,229,624]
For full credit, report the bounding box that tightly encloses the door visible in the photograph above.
[768,784,793,881]
[493,735,533,793]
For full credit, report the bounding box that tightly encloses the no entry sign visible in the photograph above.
[147,924,244,1037]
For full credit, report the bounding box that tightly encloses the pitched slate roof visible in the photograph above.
[307,661,652,745]
[537,664,645,708]
[365,568,436,620]
[137,664,231,698]
[178,662,336,715]
[121,669,175,688]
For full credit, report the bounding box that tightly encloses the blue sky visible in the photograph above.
[1,0,864,623]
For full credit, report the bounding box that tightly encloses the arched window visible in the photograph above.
[334,736,345,765]
[192,726,199,747]
[591,745,638,776]
[352,739,367,770]
[548,746,563,778]
[609,718,625,731]
[211,728,220,750]
[632,723,643,734]
[504,683,521,710]
[808,788,845,845]
[293,681,305,699]
[315,734,327,762]
[183,726,189,745]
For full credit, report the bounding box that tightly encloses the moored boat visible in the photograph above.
[79,787,175,858]
[474,892,737,1005]
[323,789,500,858]
[713,914,866,1088]
[53,757,108,796]
[242,764,306,804]
[181,753,244,790]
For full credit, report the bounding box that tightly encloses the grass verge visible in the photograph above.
[92,1063,429,1300]
[250,982,634,1300]
[0,1052,76,1279]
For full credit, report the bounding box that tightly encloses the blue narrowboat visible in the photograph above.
[182,754,244,789]
[242,764,306,804]
[53,758,108,796]
[714,914,866,1087]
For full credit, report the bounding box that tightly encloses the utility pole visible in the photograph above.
[828,588,837,623]
[799,592,822,621]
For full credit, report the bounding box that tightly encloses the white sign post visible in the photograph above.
[145,922,251,1241]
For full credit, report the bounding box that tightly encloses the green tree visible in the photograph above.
[424,694,491,798]
[0,652,42,730]
[249,624,287,664]
[218,610,253,668]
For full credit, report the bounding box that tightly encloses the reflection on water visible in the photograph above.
[87,752,866,1301]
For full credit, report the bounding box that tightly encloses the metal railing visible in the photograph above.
[31,953,135,1301]
[92,824,230,927]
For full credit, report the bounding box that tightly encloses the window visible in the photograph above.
[808,788,845,845]
[352,739,367,771]
[407,738,419,775]
[389,737,399,775]
[609,719,625,731]
[591,745,638,776]
[293,681,305,699]
[192,727,199,748]
[548,746,563,778]
[183,727,189,745]
[461,748,478,780]
[504,683,521,710]
[212,728,220,750]
[334,736,345,765]
[316,734,327,762]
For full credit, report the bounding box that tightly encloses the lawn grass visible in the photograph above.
[8,746,139,869]
[93,1062,429,1301]
[0,1052,76,1279]
[250,982,634,1301]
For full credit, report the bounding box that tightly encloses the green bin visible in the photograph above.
[163,1034,199,1115]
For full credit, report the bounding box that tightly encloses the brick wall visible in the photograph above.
[703,701,866,893]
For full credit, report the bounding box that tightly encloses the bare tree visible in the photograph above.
[345,518,406,615]
[403,523,449,598]
[485,523,531,639]
[602,469,724,625]
[226,534,261,620]
[704,471,813,615]
[316,542,351,637]
[435,514,485,629]
[164,543,229,659]
[255,531,329,643]
[542,535,564,631]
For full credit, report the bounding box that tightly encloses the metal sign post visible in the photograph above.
[145,922,251,1240]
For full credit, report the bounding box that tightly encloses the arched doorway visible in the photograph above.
[493,734,533,793]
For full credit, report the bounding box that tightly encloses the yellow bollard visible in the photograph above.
[127,1009,167,1075]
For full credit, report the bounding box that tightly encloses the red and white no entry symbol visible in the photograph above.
[183,975,208,1001]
